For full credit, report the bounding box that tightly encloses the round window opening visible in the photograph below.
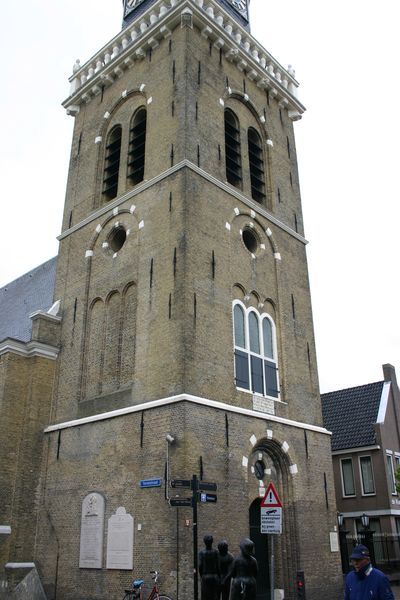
[242,227,259,254]
[108,225,127,253]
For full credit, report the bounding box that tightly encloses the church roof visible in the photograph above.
[0,258,57,343]
[321,381,385,451]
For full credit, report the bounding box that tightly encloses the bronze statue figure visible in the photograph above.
[229,538,258,600]
[218,540,234,600]
[199,534,221,600]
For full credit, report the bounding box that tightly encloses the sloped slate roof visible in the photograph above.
[321,381,385,451]
[0,258,57,343]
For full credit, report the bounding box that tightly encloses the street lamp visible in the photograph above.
[361,513,370,529]
[360,513,375,566]
[337,513,350,573]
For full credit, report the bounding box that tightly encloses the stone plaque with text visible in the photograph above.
[253,396,275,415]
[106,507,134,570]
[79,493,105,569]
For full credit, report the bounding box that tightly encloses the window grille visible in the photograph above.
[248,127,266,203]
[127,108,147,185]
[224,109,242,188]
[103,126,122,200]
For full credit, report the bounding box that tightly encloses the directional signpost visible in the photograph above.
[169,497,192,507]
[169,475,217,600]
[261,483,283,600]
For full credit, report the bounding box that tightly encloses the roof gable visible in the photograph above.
[321,381,385,451]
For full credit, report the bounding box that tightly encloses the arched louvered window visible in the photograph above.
[224,109,242,188]
[233,301,279,398]
[127,107,147,185]
[248,127,266,203]
[103,126,122,201]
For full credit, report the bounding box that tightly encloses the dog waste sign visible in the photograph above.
[260,482,282,534]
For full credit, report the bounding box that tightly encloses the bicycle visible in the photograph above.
[123,570,173,600]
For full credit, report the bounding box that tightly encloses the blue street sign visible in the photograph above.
[140,478,162,488]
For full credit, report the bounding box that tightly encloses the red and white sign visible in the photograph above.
[260,482,282,508]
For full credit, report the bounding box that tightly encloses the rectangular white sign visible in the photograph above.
[261,507,282,534]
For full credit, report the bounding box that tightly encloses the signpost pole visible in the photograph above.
[270,534,275,600]
[192,474,199,600]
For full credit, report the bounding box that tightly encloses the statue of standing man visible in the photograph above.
[199,534,220,600]
[218,540,234,600]
[229,538,258,600]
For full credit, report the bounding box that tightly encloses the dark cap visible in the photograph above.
[350,544,370,559]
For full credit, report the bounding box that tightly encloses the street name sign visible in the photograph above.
[140,478,162,488]
[199,493,217,503]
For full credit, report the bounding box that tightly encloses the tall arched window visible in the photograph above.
[248,127,266,203]
[103,125,122,201]
[127,107,147,185]
[224,109,242,188]
[233,301,279,398]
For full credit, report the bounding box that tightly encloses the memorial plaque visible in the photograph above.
[253,396,275,415]
[106,507,134,570]
[79,493,105,569]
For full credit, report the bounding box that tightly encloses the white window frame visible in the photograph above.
[232,300,279,400]
[395,454,400,496]
[340,457,356,498]
[358,455,375,496]
[387,452,397,495]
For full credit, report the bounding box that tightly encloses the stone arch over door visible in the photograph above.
[248,438,298,600]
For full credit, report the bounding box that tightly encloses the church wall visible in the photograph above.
[0,353,55,567]
[36,400,340,600]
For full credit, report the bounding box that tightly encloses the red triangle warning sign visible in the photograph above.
[260,482,282,508]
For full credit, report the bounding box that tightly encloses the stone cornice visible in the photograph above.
[57,160,308,245]
[44,392,330,435]
[0,338,59,360]
[63,0,305,120]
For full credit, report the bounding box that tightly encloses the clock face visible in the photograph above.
[230,0,247,15]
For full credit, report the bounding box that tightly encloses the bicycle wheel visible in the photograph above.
[158,596,173,600]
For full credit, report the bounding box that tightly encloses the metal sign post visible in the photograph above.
[169,475,217,600]
[260,483,283,600]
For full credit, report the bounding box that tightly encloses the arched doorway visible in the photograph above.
[249,498,270,600]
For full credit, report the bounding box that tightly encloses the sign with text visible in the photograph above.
[261,482,282,534]
[261,507,282,534]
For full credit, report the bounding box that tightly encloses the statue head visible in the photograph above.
[218,540,229,555]
[204,534,213,549]
[239,538,255,557]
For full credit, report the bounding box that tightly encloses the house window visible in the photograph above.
[248,127,266,203]
[233,301,279,399]
[386,453,396,495]
[127,107,147,185]
[103,125,122,200]
[359,456,375,495]
[340,458,355,497]
[225,109,242,188]
[395,454,400,493]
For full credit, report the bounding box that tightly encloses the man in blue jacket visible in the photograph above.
[345,544,394,600]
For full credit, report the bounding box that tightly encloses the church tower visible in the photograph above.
[35,1,342,598]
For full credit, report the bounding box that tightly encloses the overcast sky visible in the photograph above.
[0,0,399,393]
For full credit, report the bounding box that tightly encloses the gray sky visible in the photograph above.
[0,0,399,393]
